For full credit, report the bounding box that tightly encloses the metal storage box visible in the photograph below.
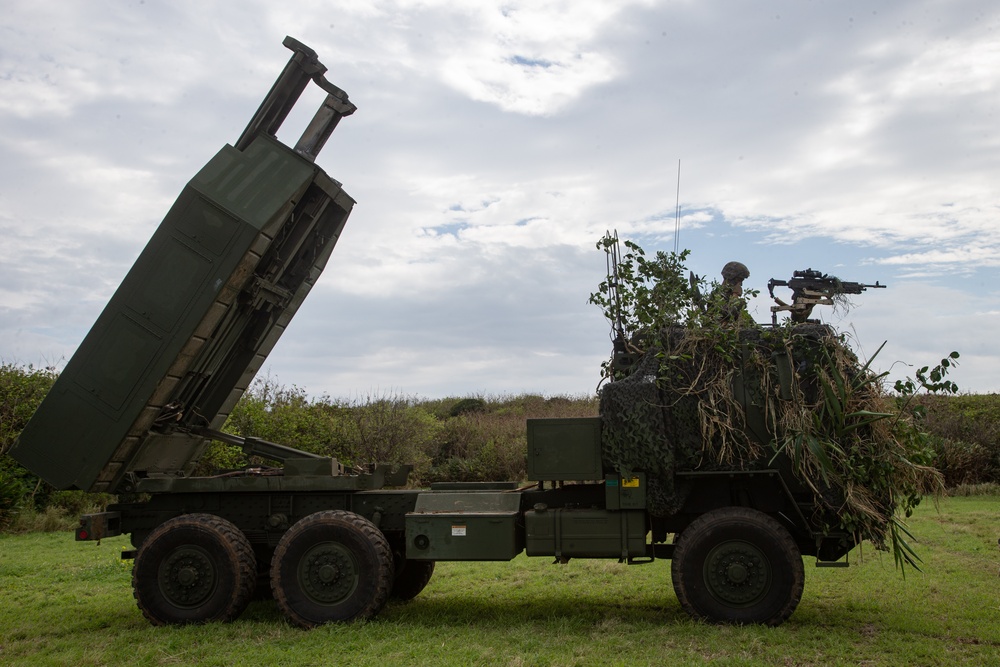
[605,472,646,510]
[405,492,524,561]
[526,417,603,481]
[525,508,647,559]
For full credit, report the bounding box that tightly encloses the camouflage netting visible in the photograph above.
[600,325,791,517]
[599,347,687,516]
[599,324,942,544]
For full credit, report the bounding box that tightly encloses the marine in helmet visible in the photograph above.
[711,261,753,325]
[722,261,749,290]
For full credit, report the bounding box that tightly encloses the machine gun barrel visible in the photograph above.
[767,268,885,324]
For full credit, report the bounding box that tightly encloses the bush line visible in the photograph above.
[1,363,997,532]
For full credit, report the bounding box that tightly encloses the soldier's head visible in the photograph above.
[721,261,749,287]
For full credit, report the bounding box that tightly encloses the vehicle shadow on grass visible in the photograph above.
[239,593,688,629]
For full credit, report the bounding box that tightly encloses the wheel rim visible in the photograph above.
[157,545,217,608]
[703,539,771,607]
[297,541,359,605]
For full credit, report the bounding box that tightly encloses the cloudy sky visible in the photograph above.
[1,0,998,399]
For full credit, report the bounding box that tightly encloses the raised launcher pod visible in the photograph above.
[12,37,356,493]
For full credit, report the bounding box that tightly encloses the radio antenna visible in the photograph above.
[672,159,681,255]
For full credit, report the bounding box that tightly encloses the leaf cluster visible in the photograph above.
[588,232,759,382]
[588,233,699,341]
[777,339,956,572]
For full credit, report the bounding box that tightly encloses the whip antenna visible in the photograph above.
[673,159,681,255]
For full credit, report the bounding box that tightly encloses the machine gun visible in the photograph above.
[767,268,885,325]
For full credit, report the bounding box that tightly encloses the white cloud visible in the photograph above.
[440,48,616,116]
[300,0,637,116]
[2,0,1000,397]
[429,0,633,115]
[877,246,1000,267]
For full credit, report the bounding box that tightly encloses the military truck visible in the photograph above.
[13,37,867,629]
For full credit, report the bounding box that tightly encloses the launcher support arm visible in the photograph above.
[198,427,325,463]
[235,36,357,162]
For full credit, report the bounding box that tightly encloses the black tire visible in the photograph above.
[391,559,435,601]
[271,510,393,628]
[132,513,257,625]
[671,507,804,626]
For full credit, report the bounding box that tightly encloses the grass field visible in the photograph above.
[1,495,998,667]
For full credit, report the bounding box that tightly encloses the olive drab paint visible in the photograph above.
[11,38,356,493]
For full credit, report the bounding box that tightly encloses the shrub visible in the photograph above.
[947,482,1000,497]
[0,363,59,529]
[0,362,58,454]
[427,411,528,483]
[449,397,487,417]
[224,375,339,454]
[0,473,25,532]
[931,437,996,487]
[7,506,79,534]
[916,394,1000,486]
[330,392,438,477]
[48,490,116,516]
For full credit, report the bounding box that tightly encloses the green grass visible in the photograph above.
[1,496,998,666]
